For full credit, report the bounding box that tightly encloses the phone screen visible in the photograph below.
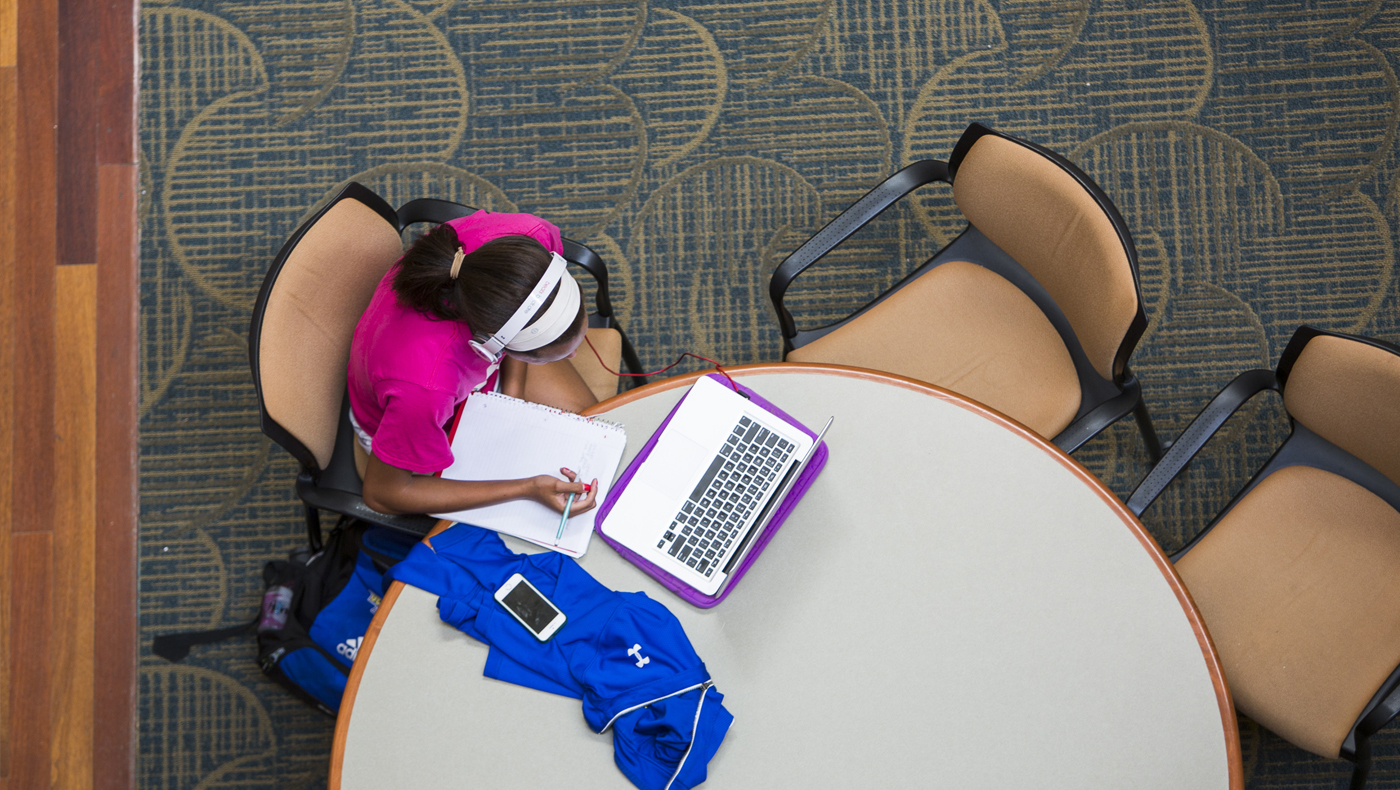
[501,582,560,634]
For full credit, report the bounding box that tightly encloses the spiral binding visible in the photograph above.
[475,389,625,431]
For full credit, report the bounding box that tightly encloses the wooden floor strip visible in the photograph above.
[57,0,97,265]
[0,61,15,787]
[97,0,134,164]
[94,0,139,784]
[9,0,57,782]
[54,263,96,790]
[8,533,52,790]
[0,0,14,68]
[93,163,139,790]
[13,0,57,540]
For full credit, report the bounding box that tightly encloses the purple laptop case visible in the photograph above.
[594,373,829,608]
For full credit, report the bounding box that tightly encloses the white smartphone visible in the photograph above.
[493,573,567,641]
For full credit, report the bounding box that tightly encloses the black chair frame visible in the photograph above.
[396,198,647,383]
[769,123,1161,460]
[250,183,440,549]
[251,184,647,549]
[1126,325,1400,790]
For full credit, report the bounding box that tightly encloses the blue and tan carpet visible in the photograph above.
[138,0,1400,786]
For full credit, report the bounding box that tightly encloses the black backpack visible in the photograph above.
[153,518,417,716]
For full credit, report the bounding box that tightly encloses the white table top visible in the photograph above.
[332,365,1240,789]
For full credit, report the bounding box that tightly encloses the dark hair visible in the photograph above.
[393,224,586,360]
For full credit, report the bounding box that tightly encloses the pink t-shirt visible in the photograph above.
[347,211,564,474]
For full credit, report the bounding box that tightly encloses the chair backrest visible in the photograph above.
[252,184,403,471]
[949,129,1142,381]
[1280,330,1400,489]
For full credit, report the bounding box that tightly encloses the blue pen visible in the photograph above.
[556,468,585,542]
[555,492,576,542]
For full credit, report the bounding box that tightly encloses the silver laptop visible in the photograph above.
[602,376,832,597]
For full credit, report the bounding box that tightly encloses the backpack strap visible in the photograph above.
[151,522,359,664]
[152,614,259,662]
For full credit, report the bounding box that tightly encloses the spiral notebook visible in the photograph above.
[432,391,627,557]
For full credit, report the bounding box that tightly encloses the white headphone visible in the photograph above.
[467,252,582,362]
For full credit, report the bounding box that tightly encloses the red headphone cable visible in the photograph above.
[584,335,742,394]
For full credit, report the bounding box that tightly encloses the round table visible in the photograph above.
[330,364,1242,789]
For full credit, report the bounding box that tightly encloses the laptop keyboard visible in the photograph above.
[656,416,794,578]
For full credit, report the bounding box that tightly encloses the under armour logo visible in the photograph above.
[627,643,651,668]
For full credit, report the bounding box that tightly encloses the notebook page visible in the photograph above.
[431,392,627,556]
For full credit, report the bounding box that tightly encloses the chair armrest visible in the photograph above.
[769,159,951,340]
[1344,665,1400,760]
[1053,377,1142,455]
[560,238,613,318]
[1125,368,1280,517]
[1358,678,1400,748]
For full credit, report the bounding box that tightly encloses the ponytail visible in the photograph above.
[393,223,470,322]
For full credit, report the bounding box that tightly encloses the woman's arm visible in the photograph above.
[362,454,598,517]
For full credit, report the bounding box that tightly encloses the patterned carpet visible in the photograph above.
[138,0,1400,787]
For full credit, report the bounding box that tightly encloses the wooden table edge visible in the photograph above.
[329,363,1243,790]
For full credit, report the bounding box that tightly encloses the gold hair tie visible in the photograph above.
[449,247,466,280]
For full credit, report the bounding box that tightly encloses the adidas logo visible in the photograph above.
[336,636,363,662]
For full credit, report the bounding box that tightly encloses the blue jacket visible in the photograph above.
[385,525,733,790]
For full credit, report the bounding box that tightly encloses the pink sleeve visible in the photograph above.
[527,217,563,254]
[369,381,459,475]
[445,212,563,255]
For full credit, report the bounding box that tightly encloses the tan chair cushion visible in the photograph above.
[1176,465,1400,758]
[259,198,404,469]
[570,327,623,403]
[788,260,1080,438]
[952,134,1139,381]
[1284,334,1400,489]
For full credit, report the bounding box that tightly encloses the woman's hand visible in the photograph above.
[528,468,599,514]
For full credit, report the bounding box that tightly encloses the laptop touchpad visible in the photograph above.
[637,434,711,501]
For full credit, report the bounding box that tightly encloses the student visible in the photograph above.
[348,211,601,517]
